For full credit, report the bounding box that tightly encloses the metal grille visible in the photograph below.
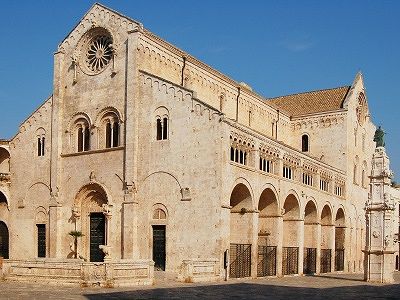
[230,244,251,278]
[90,213,105,262]
[37,224,46,258]
[303,248,317,274]
[153,225,166,271]
[335,249,345,271]
[257,246,277,277]
[282,247,298,275]
[0,221,9,259]
[320,249,332,273]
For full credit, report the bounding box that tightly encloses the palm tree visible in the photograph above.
[69,230,84,259]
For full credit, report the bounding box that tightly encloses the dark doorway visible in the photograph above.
[0,221,9,259]
[90,213,105,262]
[152,225,166,271]
[37,224,46,258]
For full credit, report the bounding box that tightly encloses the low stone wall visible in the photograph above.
[178,259,221,282]
[1,258,154,287]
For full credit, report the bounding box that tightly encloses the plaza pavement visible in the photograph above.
[0,272,399,300]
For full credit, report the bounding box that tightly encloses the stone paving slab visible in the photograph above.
[0,273,399,300]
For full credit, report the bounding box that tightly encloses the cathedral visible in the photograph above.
[0,3,398,286]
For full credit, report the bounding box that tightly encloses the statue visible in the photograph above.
[373,126,385,148]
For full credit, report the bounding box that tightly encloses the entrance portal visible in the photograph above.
[0,221,9,259]
[152,225,166,271]
[90,213,105,262]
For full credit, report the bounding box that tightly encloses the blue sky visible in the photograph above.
[0,0,399,179]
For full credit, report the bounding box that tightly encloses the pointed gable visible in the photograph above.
[267,86,350,117]
[58,3,142,53]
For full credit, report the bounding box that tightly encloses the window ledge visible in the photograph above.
[61,146,124,157]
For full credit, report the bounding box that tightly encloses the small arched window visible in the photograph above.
[105,120,120,148]
[156,117,168,140]
[153,208,167,220]
[36,128,46,157]
[302,134,309,152]
[77,123,90,152]
[155,107,169,141]
[37,137,45,156]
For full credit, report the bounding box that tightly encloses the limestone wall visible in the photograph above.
[136,71,223,273]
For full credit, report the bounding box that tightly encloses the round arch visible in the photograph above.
[258,185,279,216]
[282,193,300,220]
[321,204,333,226]
[304,200,318,223]
[0,220,9,259]
[230,178,255,211]
[0,147,10,174]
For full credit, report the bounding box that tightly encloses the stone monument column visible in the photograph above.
[364,146,396,283]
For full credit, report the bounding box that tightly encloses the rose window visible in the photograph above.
[85,35,113,73]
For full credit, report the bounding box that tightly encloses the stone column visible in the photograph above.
[316,222,321,274]
[48,195,62,258]
[364,147,396,283]
[100,203,113,262]
[251,211,259,278]
[329,224,336,272]
[297,219,305,275]
[276,215,283,276]
[121,186,139,259]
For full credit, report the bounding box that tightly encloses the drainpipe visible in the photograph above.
[276,109,280,140]
[236,86,241,122]
[181,56,187,86]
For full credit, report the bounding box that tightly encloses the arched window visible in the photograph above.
[156,117,168,140]
[155,107,169,141]
[37,137,45,156]
[302,134,309,152]
[153,208,167,220]
[76,122,90,152]
[36,128,46,157]
[105,120,120,148]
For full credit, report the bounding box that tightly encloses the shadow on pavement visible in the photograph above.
[84,282,400,300]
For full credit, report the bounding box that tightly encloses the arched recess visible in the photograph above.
[139,172,182,273]
[320,204,333,273]
[282,193,301,275]
[0,191,8,206]
[334,207,346,271]
[0,221,9,258]
[230,183,253,243]
[0,147,10,174]
[35,206,48,258]
[21,182,50,209]
[257,186,279,277]
[229,182,254,278]
[303,200,318,274]
[72,183,109,262]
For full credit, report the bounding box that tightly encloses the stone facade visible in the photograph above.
[0,3,398,285]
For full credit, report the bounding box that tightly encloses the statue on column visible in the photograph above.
[373,126,385,147]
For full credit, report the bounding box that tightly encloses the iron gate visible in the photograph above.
[320,249,332,273]
[282,247,298,275]
[0,221,9,259]
[90,213,105,262]
[37,224,46,258]
[153,225,166,271]
[303,248,317,274]
[230,243,251,278]
[335,249,345,271]
[257,245,277,277]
